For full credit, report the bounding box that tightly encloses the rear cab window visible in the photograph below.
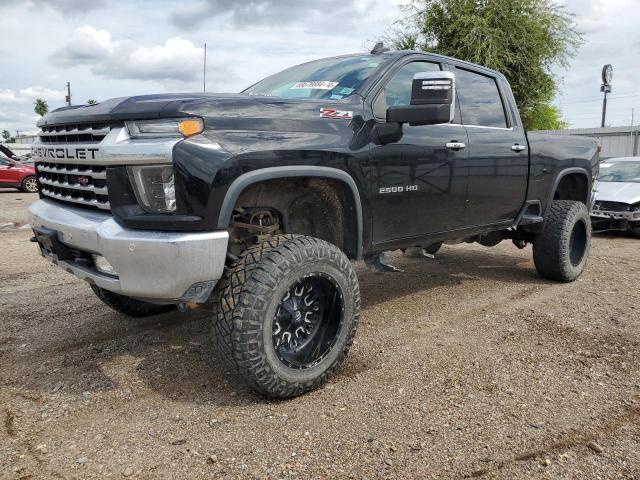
[454,67,508,128]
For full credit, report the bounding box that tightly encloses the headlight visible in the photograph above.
[127,165,176,213]
[125,118,204,139]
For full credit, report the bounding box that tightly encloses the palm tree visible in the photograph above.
[87,99,98,105]
[1,130,10,142]
[34,98,49,117]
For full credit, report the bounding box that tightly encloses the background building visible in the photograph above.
[535,126,639,158]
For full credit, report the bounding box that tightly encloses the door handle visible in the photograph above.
[511,144,527,152]
[446,142,466,150]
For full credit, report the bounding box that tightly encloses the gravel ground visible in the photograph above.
[1,196,639,479]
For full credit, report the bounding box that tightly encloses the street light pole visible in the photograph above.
[600,64,613,128]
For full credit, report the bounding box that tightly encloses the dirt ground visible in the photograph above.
[1,194,639,480]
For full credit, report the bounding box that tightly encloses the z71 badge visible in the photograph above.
[320,108,353,120]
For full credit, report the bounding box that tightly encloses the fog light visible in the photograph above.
[93,254,117,276]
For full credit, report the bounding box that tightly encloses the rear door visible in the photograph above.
[368,59,469,243]
[453,67,529,226]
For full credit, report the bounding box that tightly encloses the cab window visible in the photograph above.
[455,68,508,128]
[373,61,441,118]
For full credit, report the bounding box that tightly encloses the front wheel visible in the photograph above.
[211,235,360,398]
[533,200,591,282]
[91,285,175,317]
[21,176,38,193]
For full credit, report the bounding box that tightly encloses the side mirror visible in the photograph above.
[386,71,455,126]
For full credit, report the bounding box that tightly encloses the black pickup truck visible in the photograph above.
[29,46,599,398]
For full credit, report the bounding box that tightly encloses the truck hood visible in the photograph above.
[595,181,640,205]
[37,93,357,127]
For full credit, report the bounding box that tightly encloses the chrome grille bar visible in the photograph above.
[40,188,111,210]
[36,164,107,179]
[38,177,109,195]
[38,123,112,144]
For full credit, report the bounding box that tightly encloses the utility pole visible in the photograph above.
[65,82,72,106]
[203,42,207,93]
[600,64,612,128]
[630,108,635,155]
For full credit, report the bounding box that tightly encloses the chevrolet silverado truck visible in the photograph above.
[29,46,599,398]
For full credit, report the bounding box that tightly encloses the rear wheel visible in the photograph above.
[21,176,38,193]
[91,285,175,317]
[533,200,591,282]
[211,235,360,398]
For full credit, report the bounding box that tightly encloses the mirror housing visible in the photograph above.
[386,71,455,126]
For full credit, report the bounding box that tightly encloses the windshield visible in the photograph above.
[243,55,391,100]
[598,160,640,183]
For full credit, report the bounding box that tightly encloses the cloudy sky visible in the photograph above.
[0,0,638,135]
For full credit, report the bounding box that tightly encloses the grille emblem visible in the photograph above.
[76,176,90,186]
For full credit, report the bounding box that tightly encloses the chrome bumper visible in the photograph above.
[590,210,640,221]
[29,199,228,303]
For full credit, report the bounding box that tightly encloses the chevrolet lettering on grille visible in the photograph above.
[32,146,99,161]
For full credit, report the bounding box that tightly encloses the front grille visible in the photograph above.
[38,123,111,144]
[594,201,631,212]
[36,161,110,211]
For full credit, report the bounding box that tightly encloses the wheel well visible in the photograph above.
[553,173,589,203]
[228,177,359,258]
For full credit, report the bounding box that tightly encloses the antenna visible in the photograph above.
[203,42,207,93]
[371,41,390,54]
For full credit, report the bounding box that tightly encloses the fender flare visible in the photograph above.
[545,167,592,213]
[217,166,363,257]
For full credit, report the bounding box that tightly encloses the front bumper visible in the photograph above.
[29,199,228,303]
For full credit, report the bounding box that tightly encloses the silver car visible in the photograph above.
[591,157,640,237]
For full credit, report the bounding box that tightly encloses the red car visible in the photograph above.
[0,152,38,192]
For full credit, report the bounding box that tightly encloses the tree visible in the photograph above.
[391,0,581,130]
[34,98,49,117]
[87,99,98,105]
[1,130,10,142]
[525,103,569,131]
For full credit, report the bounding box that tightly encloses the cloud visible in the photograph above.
[170,0,367,28]
[0,87,62,133]
[51,26,224,84]
[0,87,66,104]
[0,0,107,14]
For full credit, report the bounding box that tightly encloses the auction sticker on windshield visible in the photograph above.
[291,81,339,90]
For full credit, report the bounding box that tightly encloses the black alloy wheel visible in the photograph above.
[272,273,344,370]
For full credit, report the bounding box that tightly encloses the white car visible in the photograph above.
[591,157,640,237]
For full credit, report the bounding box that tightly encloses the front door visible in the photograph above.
[369,60,469,244]
[453,67,529,225]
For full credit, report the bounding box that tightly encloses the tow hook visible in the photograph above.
[178,302,201,313]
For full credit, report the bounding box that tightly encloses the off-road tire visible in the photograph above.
[533,200,591,282]
[21,176,38,193]
[211,235,360,398]
[91,285,175,317]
